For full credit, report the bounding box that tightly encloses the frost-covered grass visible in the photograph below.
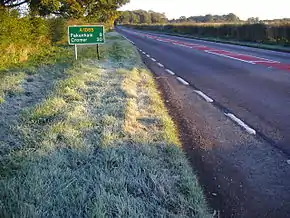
[0,32,211,217]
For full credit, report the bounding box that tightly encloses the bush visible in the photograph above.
[48,17,67,43]
[0,8,52,70]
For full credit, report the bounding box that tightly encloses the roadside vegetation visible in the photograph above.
[0,31,211,217]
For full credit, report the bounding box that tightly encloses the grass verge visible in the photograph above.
[0,32,211,217]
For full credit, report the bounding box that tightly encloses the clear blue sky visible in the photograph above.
[120,0,290,20]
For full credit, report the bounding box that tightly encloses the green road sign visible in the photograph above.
[68,25,105,45]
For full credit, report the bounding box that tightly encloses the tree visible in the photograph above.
[150,11,167,23]
[117,10,168,24]
[0,0,29,8]
[226,13,240,22]
[179,16,187,22]
[28,0,129,19]
[134,10,151,24]
[119,10,130,23]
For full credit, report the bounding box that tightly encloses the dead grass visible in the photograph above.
[0,32,211,217]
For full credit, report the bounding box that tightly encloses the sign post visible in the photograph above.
[68,25,105,60]
[74,44,78,60]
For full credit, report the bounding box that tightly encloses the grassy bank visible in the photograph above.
[0,32,211,217]
[123,23,290,52]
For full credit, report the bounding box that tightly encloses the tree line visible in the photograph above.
[172,13,241,23]
[116,10,167,24]
[118,10,290,25]
[117,11,241,24]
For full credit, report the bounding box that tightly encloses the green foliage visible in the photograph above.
[29,0,129,19]
[0,8,52,70]
[125,23,290,46]
[117,10,168,24]
[48,17,67,43]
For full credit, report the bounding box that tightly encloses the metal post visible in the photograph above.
[97,44,100,60]
[74,44,78,60]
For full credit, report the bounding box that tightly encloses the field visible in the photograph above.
[0,32,211,217]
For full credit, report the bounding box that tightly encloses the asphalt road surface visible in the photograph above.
[117,27,290,217]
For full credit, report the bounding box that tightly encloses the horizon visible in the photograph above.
[120,0,290,20]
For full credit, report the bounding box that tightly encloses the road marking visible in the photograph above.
[151,58,156,62]
[157,63,164,67]
[225,113,256,135]
[176,77,189,85]
[242,54,280,63]
[142,52,146,54]
[252,60,280,63]
[165,69,175,75]
[124,38,134,45]
[205,50,255,64]
[140,49,143,52]
[194,90,214,103]
[146,54,150,58]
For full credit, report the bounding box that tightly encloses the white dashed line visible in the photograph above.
[124,38,134,45]
[151,58,156,62]
[176,77,189,85]
[165,69,175,75]
[157,63,164,67]
[194,90,214,103]
[225,113,256,135]
[146,54,150,58]
[142,52,146,54]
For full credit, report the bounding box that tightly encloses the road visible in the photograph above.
[117,27,290,217]
[118,27,290,154]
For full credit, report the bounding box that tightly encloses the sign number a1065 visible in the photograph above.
[68,25,105,45]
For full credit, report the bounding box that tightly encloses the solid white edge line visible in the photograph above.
[165,69,175,75]
[151,58,156,62]
[225,113,256,135]
[157,63,164,67]
[176,77,189,85]
[194,90,214,103]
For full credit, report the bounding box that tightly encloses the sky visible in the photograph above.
[120,0,290,20]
